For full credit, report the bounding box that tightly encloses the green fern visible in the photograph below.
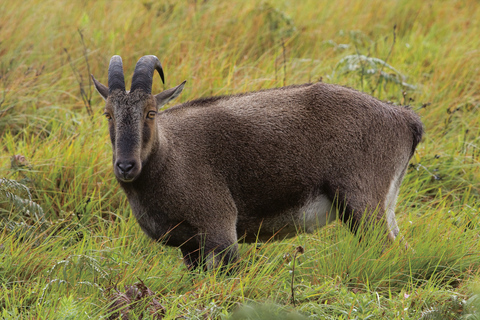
[0,178,44,223]
[334,54,416,92]
[55,295,80,320]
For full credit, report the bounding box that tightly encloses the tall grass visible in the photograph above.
[1,0,479,318]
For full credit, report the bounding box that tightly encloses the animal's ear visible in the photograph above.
[92,75,109,100]
[154,81,186,108]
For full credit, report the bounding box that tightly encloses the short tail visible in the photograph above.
[407,110,424,156]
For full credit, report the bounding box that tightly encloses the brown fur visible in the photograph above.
[93,61,423,270]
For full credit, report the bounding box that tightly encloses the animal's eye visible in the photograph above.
[147,111,156,119]
[104,112,112,120]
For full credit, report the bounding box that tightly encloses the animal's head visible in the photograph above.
[92,55,185,182]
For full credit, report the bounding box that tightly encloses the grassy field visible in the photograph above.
[1,0,479,318]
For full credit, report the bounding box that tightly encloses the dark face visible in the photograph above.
[103,90,158,182]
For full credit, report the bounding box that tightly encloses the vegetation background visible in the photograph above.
[1,0,479,319]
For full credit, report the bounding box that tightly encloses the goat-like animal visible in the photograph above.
[92,55,423,269]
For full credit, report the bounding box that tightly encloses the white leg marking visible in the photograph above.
[385,168,406,240]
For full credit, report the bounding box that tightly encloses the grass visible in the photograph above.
[1,0,479,318]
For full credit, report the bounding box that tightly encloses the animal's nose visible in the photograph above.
[114,159,141,182]
[117,161,135,175]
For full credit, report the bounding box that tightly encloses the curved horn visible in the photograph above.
[130,55,165,94]
[108,55,126,93]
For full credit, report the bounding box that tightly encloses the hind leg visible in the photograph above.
[384,166,409,247]
[330,186,394,241]
[331,167,407,246]
[384,181,401,243]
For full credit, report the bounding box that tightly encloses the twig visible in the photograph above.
[282,39,287,86]
[0,90,7,115]
[78,29,93,116]
[372,24,396,95]
[0,59,13,116]
[64,29,94,118]
[290,245,304,306]
[352,41,366,92]
[275,49,278,83]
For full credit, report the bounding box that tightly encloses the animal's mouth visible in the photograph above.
[115,169,141,182]
[117,175,136,183]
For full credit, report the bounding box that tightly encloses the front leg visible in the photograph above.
[180,229,239,271]
[174,177,240,271]
[181,246,201,270]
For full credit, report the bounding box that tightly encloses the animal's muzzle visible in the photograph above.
[115,159,141,182]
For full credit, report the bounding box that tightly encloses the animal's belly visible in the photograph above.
[238,194,336,242]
